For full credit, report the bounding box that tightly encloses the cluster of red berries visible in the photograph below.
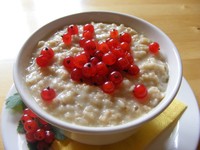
[36,23,160,101]
[21,108,55,150]
[62,24,141,94]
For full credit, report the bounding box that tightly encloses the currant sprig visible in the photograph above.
[6,93,67,150]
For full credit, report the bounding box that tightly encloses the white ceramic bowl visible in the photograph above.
[13,11,182,145]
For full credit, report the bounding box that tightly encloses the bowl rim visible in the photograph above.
[13,11,182,134]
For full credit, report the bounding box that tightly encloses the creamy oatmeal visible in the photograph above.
[25,22,169,127]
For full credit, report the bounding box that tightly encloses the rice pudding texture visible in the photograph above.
[26,22,169,127]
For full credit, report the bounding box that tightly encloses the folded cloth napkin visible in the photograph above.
[50,99,187,150]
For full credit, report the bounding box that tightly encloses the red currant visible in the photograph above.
[98,42,109,53]
[110,29,119,39]
[119,32,132,43]
[109,71,123,85]
[21,114,33,124]
[42,124,52,131]
[102,81,115,94]
[79,37,87,47]
[96,61,109,76]
[90,57,99,65]
[128,64,140,76]
[111,47,125,58]
[92,74,107,86]
[34,128,46,141]
[125,52,134,64]
[73,53,88,69]
[44,130,55,143]
[106,38,119,49]
[83,30,93,40]
[133,84,148,99]
[26,132,36,143]
[94,50,104,60]
[83,40,96,56]
[71,68,83,82]
[102,52,117,65]
[149,42,160,53]
[63,56,74,70]
[41,47,54,59]
[62,33,72,46]
[67,24,78,35]
[117,57,130,70]
[41,87,56,102]
[37,141,49,150]
[24,120,38,133]
[23,108,37,119]
[83,24,94,33]
[120,42,130,52]
[82,62,97,77]
[36,55,50,67]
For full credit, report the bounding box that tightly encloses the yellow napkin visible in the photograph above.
[50,99,187,150]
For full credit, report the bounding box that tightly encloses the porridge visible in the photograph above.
[25,22,169,127]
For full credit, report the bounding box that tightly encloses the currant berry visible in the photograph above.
[96,61,109,76]
[83,40,96,56]
[111,47,125,58]
[81,51,91,60]
[34,128,46,141]
[83,24,94,33]
[83,30,94,40]
[110,29,119,39]
[73,53,88,69]
[106,38,119,49]
[41,47,54,59]
[124,52,134,64]
[42,124,52,131]
[92,74,107,86]
[79,37,87,47]
[41,87,56,102]
[63,56,74,70]
[133,84,148,99]
[26,132,36,143]
[82,62,97,77]
[102,52,117,65]
[94,50,104,60]
[102,81,115,94]
[117,57,130,70]
[120,42,130,52]
[36,55,50,67]
[71,68,83,82]
[109,71,123,85]
[67,24,78,35]
[21,114,33,124]
[149,42,160,53]
[62,33,72,46]
[24,120,38,133]
[44,130,55,143]
[37,141,49,150]
[128,64,140,76]
[23,108,37,119]
[119,32,132,43]
[98,42,109,53]
[90,57,99,65]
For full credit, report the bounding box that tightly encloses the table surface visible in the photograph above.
[0,0,199,149]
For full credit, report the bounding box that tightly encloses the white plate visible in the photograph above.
[1,77,200,150]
